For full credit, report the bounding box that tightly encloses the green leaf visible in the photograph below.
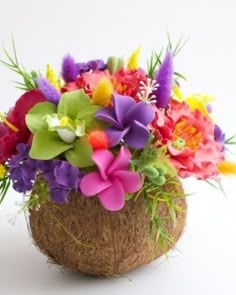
[30,131,73,160]
[26,102,57,132]
[58,90,91,119]
[65,137,94,168]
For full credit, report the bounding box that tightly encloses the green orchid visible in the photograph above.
[26,90,102,168]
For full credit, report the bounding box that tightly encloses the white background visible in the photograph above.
[0,0,236,294]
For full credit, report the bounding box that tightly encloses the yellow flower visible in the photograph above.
[172,83,184,102]
[0,164,6,179]
[218,161,236,175]
[127,46,141,70]
[92,78,113,107]
[185,94,214,120]
[46,64,61,90]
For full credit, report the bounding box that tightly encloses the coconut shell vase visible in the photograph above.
[0,40,233,276]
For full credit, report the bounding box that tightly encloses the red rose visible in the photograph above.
[0,89,46,163]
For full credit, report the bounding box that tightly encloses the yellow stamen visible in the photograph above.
[60,117,70,127]
[173,119,202,151]
[218,161,236,175]
[0,113,19,132]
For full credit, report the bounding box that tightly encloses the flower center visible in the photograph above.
[172,119,202,151]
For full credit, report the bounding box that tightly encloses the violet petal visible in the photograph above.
[96,108,122,129]
[105,127,130,147]
[125,101,155,126]
[124,120,150,149]
[113,94,135,125]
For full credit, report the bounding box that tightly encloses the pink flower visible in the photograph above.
[153,101,224,179]
[80,146,142,211]
[112,68,147,100]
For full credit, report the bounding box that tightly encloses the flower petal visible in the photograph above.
[96,108,121,129]
[98,178,125,211]
[107,146,131,174]
[124,120,150,149]
[105,127,129,147]
[125,101,155,126]
[92,149,114,180]
[80,172,112,196]
[113,94,135,124]
[112,170,142,193]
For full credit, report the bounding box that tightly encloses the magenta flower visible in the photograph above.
[80,146,142,211]
[96,94,155,149]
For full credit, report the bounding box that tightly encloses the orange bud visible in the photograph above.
[88,131,108,150]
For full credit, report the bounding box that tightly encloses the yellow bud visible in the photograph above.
[46,64,61,90]
[218,161,236,175]
[172,83,184,102]
[0,164,6,179]
[92,78,113,107]
[127,46,141,70]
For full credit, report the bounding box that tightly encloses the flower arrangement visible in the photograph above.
[0,39,235,275]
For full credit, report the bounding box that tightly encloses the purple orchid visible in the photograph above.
[80,146,142,211]
[96,94,155,149]
[36,77,61,104]
[153,51,174,109]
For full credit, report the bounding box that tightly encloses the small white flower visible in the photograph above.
[137,78,159,104]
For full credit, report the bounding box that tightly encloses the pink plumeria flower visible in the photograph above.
[80,146,142,211]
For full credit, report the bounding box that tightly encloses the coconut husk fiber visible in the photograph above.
[29,178,187,276]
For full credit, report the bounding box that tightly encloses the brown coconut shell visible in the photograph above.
[29,178,187,276]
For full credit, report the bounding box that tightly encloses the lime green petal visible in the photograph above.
[58,90,91,119]
[65,137,94,168]
[29,131,73,160]
[26,102,57,133]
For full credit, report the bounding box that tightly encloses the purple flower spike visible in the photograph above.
[62,55,78,82]
[154,51,174,109]
[96,94,155,149]
[36,77,60,104]
[80,146,142,211]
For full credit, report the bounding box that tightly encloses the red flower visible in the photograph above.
[112,68,147,100]
[0,89,46,164]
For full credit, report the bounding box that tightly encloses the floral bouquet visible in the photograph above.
[0,40,235,275]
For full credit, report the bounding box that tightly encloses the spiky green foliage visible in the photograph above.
[147,34,188,80]
[0,38,39,90]
[0,174,11,205]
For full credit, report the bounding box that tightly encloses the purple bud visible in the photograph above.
[154,51,174,109]
[62,55,78,82]
[214,125,225,144]
[36,77,60,104]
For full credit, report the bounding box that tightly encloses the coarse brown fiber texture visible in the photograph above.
[29,179,187,276]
